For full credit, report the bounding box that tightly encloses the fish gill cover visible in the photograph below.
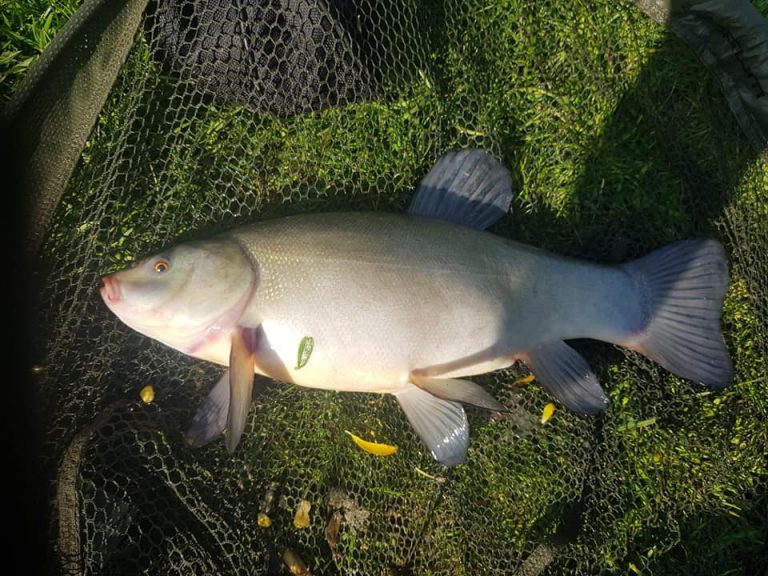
[4,0,767,574]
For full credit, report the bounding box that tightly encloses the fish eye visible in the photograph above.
[153,258,171,273]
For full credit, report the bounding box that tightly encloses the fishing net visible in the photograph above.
[7,0,767,574]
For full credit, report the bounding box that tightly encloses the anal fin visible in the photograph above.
[520,341,608,415]
[394,385,469,467]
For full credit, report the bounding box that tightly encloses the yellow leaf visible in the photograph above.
[629,562,640,574]
[513,374,536,386]
[293,499,311,529]
[345,430,398,456]
[257,513,271,528]
[140,385,155,404]
[541,402,556,424]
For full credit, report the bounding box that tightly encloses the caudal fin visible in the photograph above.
[621,239,732,387]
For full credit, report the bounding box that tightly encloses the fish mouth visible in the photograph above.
[101,275,121,305]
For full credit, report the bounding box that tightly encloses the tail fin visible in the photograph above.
[621,239,732,387]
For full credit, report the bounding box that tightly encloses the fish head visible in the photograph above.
[100,240,255,351]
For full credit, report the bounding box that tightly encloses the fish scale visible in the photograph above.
[233,212,521,391]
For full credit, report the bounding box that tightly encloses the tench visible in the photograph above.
[100,150,732,465]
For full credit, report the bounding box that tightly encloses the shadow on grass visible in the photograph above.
[481,5,764,573]
[634,489,768,575]
[506,39,755,262]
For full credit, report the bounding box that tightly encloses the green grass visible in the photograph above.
[10,1,768,575]
[0,0,80,101]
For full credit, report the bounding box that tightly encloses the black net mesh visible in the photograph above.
[143,0,378,116]
[1,0,149,256]
[17,0,768,574]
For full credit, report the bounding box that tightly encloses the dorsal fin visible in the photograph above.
[408,149,513,230]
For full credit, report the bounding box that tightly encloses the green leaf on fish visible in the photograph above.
[295,336,314,370]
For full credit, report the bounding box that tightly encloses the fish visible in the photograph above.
[100,149,733,466]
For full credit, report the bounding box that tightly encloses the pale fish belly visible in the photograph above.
[186,319,414,393]
[252,320,512,395]
[259,318,411,393]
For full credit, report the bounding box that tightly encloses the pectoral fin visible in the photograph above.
[520,341,608,414]
[185,370,230,448]
[410,374,507,412]
[394,385,469,467]
[226,328,257,453]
